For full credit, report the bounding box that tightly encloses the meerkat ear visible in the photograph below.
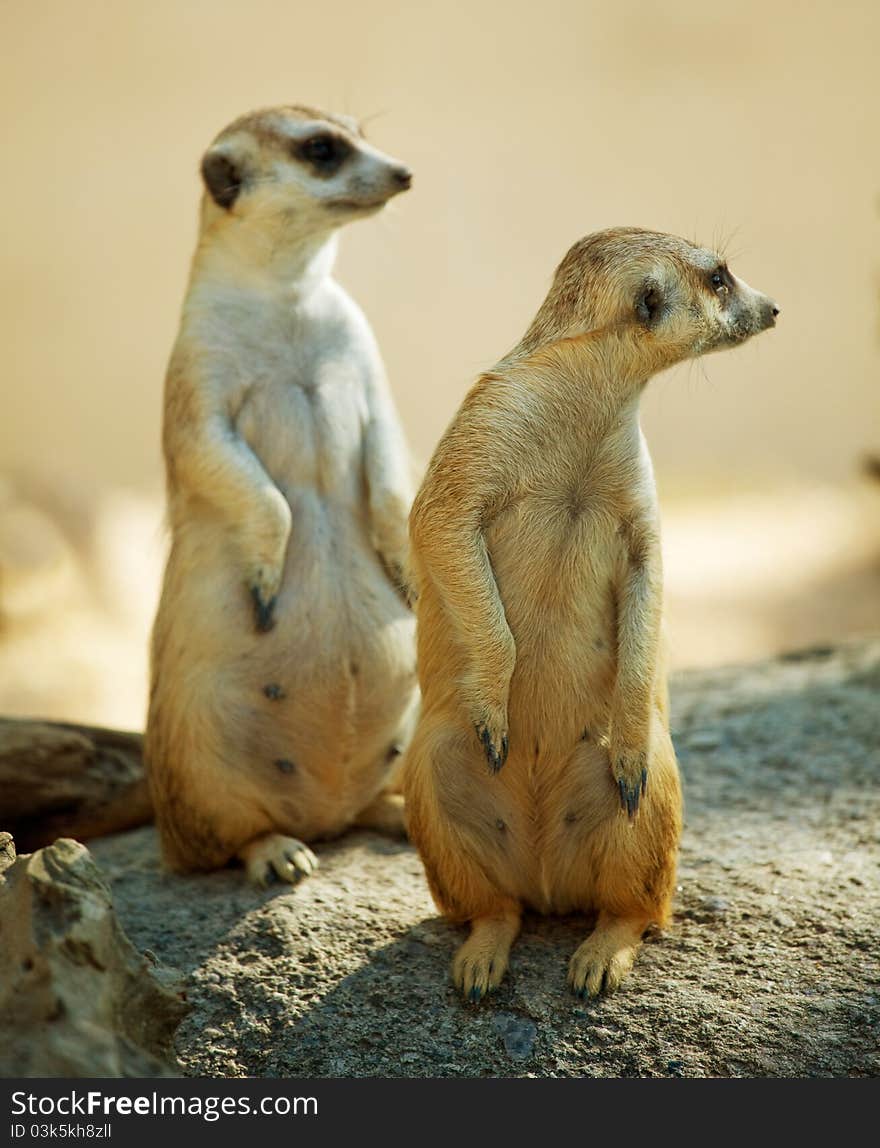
[636,281,663,326]
[201,147,244,210]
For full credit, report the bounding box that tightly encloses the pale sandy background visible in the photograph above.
[1,0,878,726]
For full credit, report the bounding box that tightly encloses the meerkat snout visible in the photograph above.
[722,286,778,340]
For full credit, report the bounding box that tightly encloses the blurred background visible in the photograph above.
[1,0,877,728]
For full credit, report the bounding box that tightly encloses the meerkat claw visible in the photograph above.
[575,971,610,999]
[476,724,508,772]
[250,585,277,632]
[617,778,642,819]
[613,748,648,819]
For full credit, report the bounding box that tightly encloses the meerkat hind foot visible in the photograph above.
[568,912,649,998]
[452,910,521,1003]
[353,792,408,838]
[238,833,318,888]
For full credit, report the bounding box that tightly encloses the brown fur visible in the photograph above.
[403,227,778,998]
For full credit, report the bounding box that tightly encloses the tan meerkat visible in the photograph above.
[145,105,418,885]
[403,228,779,999]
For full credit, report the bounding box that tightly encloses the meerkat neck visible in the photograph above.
[507,325,652,412]
[190,219,339,299]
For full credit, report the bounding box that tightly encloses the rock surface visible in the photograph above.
[0,836,188,1076]
[8,639,878,1078]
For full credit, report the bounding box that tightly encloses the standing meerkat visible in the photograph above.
[404,228,779,999]
[146,105,418,884]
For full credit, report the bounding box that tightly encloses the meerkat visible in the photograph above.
[403,228,779,999]
[145,105,418,884]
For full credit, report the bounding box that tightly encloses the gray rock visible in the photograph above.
[0,837,188,1076]
[492,1014,537,1061]
[701,895,730,916]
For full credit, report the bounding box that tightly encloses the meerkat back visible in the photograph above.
[145,105,418,884]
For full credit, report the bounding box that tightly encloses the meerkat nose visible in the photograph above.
[392,166,413,188]
[771,303,780,317]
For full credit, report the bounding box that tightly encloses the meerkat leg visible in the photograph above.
[452,906,521,1003]
[409,491,517,773]
[569,710,681,997]
[609,531,663,818]
[568,911,651,997]
[164,400,292,633]
[362,369,415,601]
[238,833,319,888]
[352,792,407,837]
[405,717,524,1000]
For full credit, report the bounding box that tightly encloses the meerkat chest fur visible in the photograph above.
[177,274,376,510]
[484,379,658,743]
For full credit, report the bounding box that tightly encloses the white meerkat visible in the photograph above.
[146,105,418,884]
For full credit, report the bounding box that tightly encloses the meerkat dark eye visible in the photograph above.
[303,135,335,162]
[709,266,730,294]
[296,134,350,173]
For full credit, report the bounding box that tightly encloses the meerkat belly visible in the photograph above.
[250,509,415,837]
[159,375,414,835]
[487,491,619,749]
[461,494,622,910]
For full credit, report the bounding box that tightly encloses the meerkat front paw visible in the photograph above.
[239,834,318,887]
[610,744,648,819]
[463,661,514,773]
[468,685,510,771]
[249,579,278,632]
[474,715,509,773]
[242,488,291,632]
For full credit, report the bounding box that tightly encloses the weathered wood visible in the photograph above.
[0,718,152,851]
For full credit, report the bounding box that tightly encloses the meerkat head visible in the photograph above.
[524,228,779,377]
[198,105,412,245]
